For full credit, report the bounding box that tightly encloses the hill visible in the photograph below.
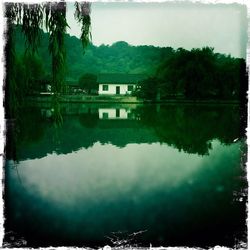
[14,26,174,81]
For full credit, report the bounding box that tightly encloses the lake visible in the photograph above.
[4,103,247,248]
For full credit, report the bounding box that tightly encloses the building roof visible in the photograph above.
[97,74,146,84]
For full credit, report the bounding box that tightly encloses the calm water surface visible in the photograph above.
[4,104,247,248]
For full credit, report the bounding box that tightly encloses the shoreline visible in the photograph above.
[27,94,241,105]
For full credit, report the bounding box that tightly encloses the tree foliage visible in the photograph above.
[74,2,91,49]
[138,47,247,101]
[14,28,174,80]
[14,53,45,94]
[137,77,160,100]
[4,2,91,118]
[78,73,98,94]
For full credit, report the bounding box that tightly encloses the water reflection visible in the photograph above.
[99,108,134,120]
[4,103,246,248]
[6,103,244,160]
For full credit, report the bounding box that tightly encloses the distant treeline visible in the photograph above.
[14,26,247,101]
[14,26,173,80]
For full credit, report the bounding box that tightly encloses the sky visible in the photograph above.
[66,1,248,59]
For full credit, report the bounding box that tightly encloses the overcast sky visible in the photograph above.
[66,2,248,58]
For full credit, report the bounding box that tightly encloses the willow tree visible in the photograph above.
[4,2,91,120]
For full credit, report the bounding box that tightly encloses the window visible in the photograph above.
[102,85,109,91]
[127,85,134,91]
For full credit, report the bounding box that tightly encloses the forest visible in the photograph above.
[14,25,247,101]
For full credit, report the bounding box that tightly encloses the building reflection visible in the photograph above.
[99,108,135,120]
[40,103,140,120]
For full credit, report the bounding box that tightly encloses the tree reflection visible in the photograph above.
[5,103,64,161]
[5,103,245,161]
[137,104,243,155]
[79,112,99,128]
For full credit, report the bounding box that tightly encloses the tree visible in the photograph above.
[138,46,246,101]
[78,73,98,94]
[137,77,160,100]
[22,53,45,92]
[4,2,91,119]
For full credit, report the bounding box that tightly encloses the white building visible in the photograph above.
[97,73,145,95]
[99,84,135,95]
